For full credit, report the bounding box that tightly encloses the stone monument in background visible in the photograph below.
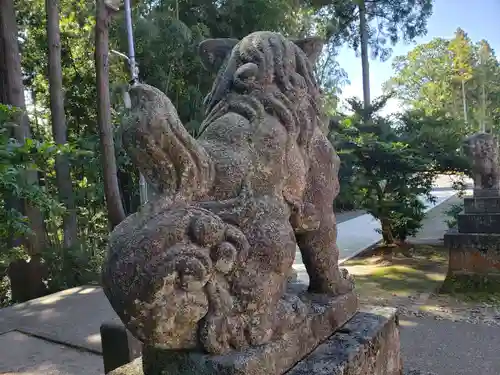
[101,31,401,375]
[444,132,500,289]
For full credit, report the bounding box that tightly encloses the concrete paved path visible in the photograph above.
[336,189,459,261]
[0,331,102,375]
[0,287,113,375]
[400,315,500,375]
[293,188,459,283]
[0,286,119,353]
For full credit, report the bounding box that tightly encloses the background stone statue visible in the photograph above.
[102,31,354,356]
[463,132,500,192]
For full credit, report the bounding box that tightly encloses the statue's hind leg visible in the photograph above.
[295,131,354,295]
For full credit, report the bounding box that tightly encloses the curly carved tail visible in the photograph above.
[102,203,250,349]
[122,83,214,201]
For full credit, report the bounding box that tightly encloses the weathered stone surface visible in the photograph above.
[444,231,500,277]
[457,213,500,234]
[102,30,356,359]
[107,307,400,375]
[473,188,500,198]
[464,196,500,214]
[447,247,500,276]
[288,306,401,375]
[445,230,500,251]
[108,358,142,375]
[463,132,500,191]
[142,288,357,375]
[444,132,500,293]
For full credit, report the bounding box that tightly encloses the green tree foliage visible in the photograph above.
[396,110,470,175]
[309,0,433,58]
[475,39,500,131]
[307,0,433,108]
[110,0,345,132]
[0,104,66,304]
[331,96,464,246]
[386,28,500,133]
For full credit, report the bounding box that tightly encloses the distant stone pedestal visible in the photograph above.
[444,192,500,289]
[107,307,402,375]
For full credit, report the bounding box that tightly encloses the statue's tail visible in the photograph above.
[122,83,214,201]
[102,203,250,351]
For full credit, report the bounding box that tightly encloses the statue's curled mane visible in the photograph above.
[201,32,321,154]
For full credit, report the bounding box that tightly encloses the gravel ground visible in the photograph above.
[399,315,500,375]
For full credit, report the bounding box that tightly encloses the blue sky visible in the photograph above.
[337,0,500,112]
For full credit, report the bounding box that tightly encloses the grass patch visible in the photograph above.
[440,274,500,304]
[343,243,500,313]
[343,244,448,304]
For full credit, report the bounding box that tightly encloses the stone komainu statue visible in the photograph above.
[463,132,500,191]
[102,31,354,355]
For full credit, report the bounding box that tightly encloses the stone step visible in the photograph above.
[474,188,500,198]
[444,230,500,250]
[464,196,500,214]
[457,213,500,234]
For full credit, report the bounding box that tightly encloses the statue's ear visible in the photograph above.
[292,37,324,64]
[198,38,239,72]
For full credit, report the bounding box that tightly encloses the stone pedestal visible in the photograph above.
[107,307,401,375]
[444,191,500,288]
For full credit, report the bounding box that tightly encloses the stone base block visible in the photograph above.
[444,231,500,278]
[457,213,500,234]
[474,188,500,198]
[288,306,401,375]
[464,196,500,214]
[108,307,401,375]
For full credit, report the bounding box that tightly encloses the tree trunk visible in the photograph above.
[461,79,467,125]
[380,217,395,262]
[95,0,126,228]
[381,217,395,245]
[0,28,23,250]
[358,0,371,116]
[46,0,78,249]
[0,17,7,104]
[0,0,48,255]
[481,81,486,132]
